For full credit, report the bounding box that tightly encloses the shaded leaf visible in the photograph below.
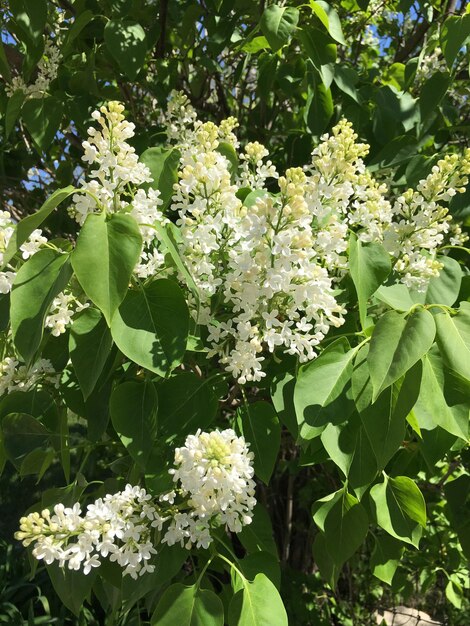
[110,380,158,469]
[370,474,426,547]
[260,5,299,52]
[239,401,280,484]
[69,308,113,400]
[111,279,189,376]
[72,212,142,326]
[367,309,435,401]
[104,19,147,80]
[11,249,72,365]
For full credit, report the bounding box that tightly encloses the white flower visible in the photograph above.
[45,292,89,336]
[0,271,15,294]
[16,484,158,578]
[17,428,256,573]
[168,429,256,543]
[69,102,153,225]
[0,357,59,396]
[6,41,61,99]
[383,153,470,290]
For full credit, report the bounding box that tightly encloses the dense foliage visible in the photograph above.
[1,1,470,624]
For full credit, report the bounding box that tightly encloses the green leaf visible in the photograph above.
[239,503,278,558]
[315,1,346,45]
[151,583,223,626]
[312,488,369,568]
[369,474,426,547]
[1,412,49,465]
[453,301,470,348]
[405,153,439,187]
[321,413,377,492]
[333,66,360,103]
[47,563,97,617]
[419,71,450,124]
[228,573,288,626]
[367,135,416,172]
[305,74,334,135]
[235,552,281,591]
[140,147,180,210]
[22,97,64,152]
[271,371,297,439]
[375,284,415,312]
[440,14,470,68]
[349,233,391,329]
[19,447,54,478]
[351,344,373,414]
[110,380,158,469]
[360,392,405,472]
[444,475,470,560]
[152,222,200,309]
[62,10,94,56]
[69,308,113,400]
[446,579,463,609]
[11,249,72,365]
[239,401,280,484]
[434,309,470,383]
[157,372,219,442]
[72,212,142,325]
[10,0,46,44]
[110,279,189,376]
[376,258,462,310]
[414,352,468,440]
[1,186,75,270]
[312,532,340,588]
[360,362,422,470]
[259,5,299,52]
[217,141,239,178]
[299,29,336,88]
[0,390,58,432]
[418,256,462,306]
[384,62,406,90]
[294,338,356,439]
[242,36,270,54]
[104,19,147,80]
[370,534,403,585]
[5,89,25,138]
[309,1,329,30]
[367,309,435,401]
[420,425,457,469]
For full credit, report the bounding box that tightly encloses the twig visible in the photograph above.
[156,0,169,58]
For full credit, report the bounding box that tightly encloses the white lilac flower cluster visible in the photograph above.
[416,46,448,85]
[383,153,470,289]
[16,430,256,577]
[69,101,167,280]
[164,428,256,547]
[6,40,61,99]
[69,102,166,278]
[45,292,89,337]
[65,97,469,384]
[0,357,60,396]
[162,92,469,382]
[16,485,158,579]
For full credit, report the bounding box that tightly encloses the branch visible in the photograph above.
[445,0,458,14]
[155,0,169,58]
[393,11,435,63]
[215,73,231,118]
[2,43,23,75]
